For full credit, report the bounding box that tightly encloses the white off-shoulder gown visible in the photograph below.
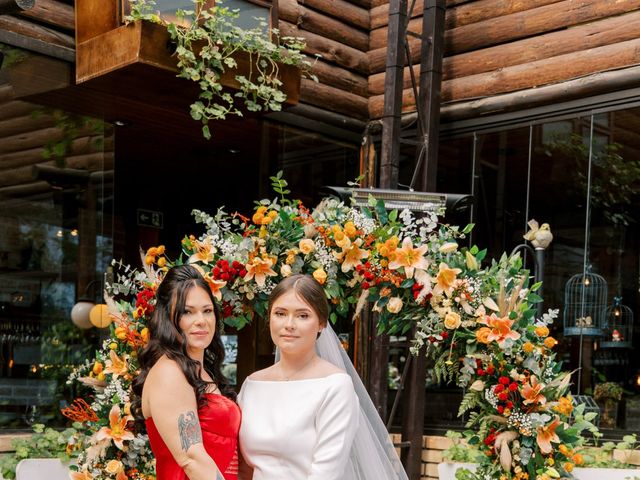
[238,373,359,480]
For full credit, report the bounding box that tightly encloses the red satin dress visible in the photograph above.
[145,393,241,480]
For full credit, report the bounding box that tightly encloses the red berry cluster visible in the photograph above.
[212,259,247,282]
[355,262,379,289]
[135,288,155,316]
[221,300,234,318]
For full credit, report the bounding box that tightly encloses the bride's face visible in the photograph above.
[269,289,323,355]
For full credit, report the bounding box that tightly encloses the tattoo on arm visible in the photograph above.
[178,411,202,452]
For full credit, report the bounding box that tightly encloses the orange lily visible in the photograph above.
[478,313,521,347]
[95,404,135,450]
[521,375,547,406]
[70,470,93,480]
[244,256,277,287]
[536,417,561,454]
[388,238,429,279]
[104,350,129,379]
[338,238,369,272]
[433,263,462,296]
[188,237,215,264]
[193,264,227,300]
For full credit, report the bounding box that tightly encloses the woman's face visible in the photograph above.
[178,285,216,359]
[270,289,323,356]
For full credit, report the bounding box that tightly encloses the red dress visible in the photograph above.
[145,393,241,480]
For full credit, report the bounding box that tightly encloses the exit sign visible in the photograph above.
[137,209,163,228]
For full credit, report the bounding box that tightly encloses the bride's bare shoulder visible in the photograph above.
[246,365,279,381]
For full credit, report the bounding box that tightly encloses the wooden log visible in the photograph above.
[369,0,640,53]
[0,0,34,14]
[0,155,114,188]
[279,20,369,73]
[436,65,640,122]
[368,10,640,92]
[282,102,366,131]
[311,59,368,97]
[0,180,51,197]
[0,101,33,121]
[0,113,55,139]
[19,0,75,31]
[300,78,368,119]
[0,127,65,155]
[371,0,563,30]
[65,152,115,171]
[0,135,113,170]
[368,38,640,118]
[0,15,75,48]
[349,0,372,9]
[0,85,13,104]
[279,0,369,52]
[298,0,369,30]
[443,37,640,102]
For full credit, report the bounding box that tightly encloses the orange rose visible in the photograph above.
[535,325,550,337]
[476,327,491,344]
[544,336,558,349]
[523,341,535,353]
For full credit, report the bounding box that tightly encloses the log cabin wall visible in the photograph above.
[276,0,371,121]
[368,0,640,123]
[0,0,74,59]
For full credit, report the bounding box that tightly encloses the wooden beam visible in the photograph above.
[279,0,369,52]
[20,0,75,31]
[300,78,368,119]
[369,10,640,90]
[279,20,369,73]
[368,37,640,116]
[298,0,369,30]
[0,15,74,48]
[370,0,640,52]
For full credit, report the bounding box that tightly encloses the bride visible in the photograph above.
[237,274,408,480]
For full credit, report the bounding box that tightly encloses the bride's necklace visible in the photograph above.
[279,356,316,381]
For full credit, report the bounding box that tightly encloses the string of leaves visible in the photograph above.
[125,0,318,139]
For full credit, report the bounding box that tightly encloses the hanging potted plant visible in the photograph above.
[75,0,317,139]
[593,381,624,429]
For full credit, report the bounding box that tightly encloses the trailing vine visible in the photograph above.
[125,0,317,139]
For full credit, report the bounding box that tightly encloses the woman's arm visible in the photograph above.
[308,374,360,480]
[237,450,254,480]
[146,358,225,480]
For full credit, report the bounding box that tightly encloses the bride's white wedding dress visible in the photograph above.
[238,325,409,480]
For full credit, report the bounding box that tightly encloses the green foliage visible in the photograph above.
[125,0,317,139]
[0,424,80,479]
[442,430,484,464]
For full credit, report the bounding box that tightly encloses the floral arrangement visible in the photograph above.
[63,173,598,480]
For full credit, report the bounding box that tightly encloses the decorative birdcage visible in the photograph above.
[563,271,607,336]
[601,297,633,349]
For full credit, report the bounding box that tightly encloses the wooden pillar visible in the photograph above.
[402,2,445,478]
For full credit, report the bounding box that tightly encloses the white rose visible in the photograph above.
[280,264,292,277]
[386,297,403,314]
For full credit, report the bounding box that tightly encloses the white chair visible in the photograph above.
[15,458,70,480]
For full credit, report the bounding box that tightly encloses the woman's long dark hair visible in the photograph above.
[132,264,236,427]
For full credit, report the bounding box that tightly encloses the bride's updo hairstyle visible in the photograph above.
[268,274,329,327]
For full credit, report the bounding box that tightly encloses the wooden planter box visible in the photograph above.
[75,19,300,105]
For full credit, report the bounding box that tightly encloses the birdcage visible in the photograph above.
[601,297,633,349]
[563,272,607,336]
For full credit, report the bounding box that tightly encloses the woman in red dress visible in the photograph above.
[132,265,241,480]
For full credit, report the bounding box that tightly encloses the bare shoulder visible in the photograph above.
[146,355,189,390]
[246,364,279,381]
[313,358,346,377]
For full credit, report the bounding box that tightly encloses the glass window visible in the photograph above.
[0,45,112,429]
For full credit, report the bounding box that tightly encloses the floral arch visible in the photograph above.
[63,174,598,480]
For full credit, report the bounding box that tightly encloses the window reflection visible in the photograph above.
[0,46,112,428]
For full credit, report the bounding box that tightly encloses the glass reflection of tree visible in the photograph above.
[543,133,640,226]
